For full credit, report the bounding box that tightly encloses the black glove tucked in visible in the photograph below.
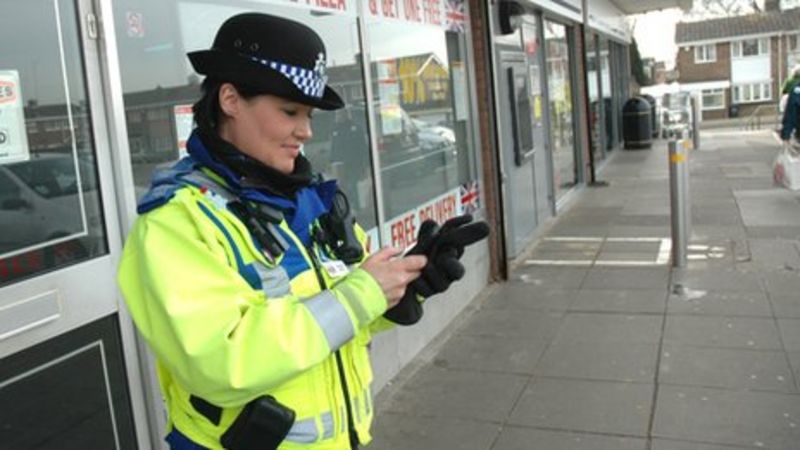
[384,214,490,325]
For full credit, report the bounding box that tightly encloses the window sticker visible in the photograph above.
[0,70,30,165]
[173,104,193,159]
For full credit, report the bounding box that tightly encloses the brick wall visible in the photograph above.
[468,0,504,280]
[677,42,730,83]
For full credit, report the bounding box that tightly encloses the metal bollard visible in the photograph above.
[669,139,691,267]
[690,96,700,150]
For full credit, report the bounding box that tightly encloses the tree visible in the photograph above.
[687,0,759,18]
[629,38,650,86]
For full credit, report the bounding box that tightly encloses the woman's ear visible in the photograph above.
[218,83,240,118]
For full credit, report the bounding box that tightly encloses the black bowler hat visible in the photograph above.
[188,12,344,110]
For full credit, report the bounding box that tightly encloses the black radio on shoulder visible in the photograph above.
[315,189,363,264]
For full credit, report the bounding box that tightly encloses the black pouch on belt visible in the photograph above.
[220,395,296,450]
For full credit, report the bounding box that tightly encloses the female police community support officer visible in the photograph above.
[118,11,487,450]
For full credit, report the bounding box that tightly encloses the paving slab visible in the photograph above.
[508,378,653,437]
[762,271,800,296]
[777,318,800,351]
[788,352,800,386]
[651,439,753,450]
[381,366,528,423]
[664,316,783,350]
[734,190,800,227]
[432,335,547,375]
[569,289,667,314]
[457,308,563,341]
[553,313,662,345]
[671,268,763,292]
[481,285,577,311]
[510,266,588,289]
[666,290,772,317]
[535,340,658,382]
[771,294,800,318]
[369,413,501,450]
[660,344,795,392]
[491,427,646,450]
[582,267,670,290]
[653,385,800,449]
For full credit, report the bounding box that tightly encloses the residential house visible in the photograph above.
[675,0,800,120]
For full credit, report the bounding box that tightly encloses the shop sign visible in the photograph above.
[284,0,355,14]
[173,104,193,159]
[381,181,480,250]
[0,70,30,165]
[126,11,145,38]
[365,0,467,32]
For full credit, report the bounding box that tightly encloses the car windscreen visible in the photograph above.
[6,156,80,199]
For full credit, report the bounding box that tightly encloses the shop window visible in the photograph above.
[733,82,772,103]
[546,20,577,200]
[701,88,725,110]
[364,0,478,246]
[694,44,716,63]
[113,0,377,230]
[0,0,107,285]
[732,38,769,58]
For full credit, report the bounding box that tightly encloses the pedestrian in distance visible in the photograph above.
[780,73,800,154]
[117,12,488,450]
[779,64,800,114]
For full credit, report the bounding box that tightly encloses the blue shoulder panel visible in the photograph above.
[136,157,197,214]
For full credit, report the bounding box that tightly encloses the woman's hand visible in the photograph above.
[359,247,427,309]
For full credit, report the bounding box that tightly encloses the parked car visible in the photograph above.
[0,153,102,258]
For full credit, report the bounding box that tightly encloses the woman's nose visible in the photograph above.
[295,117,313,141]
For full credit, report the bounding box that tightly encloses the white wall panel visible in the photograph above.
[732,56,771,83]
[587,0,630,43]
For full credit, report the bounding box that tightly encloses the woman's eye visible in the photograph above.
[282,109,298,117]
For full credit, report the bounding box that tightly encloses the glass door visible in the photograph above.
[0,0,138,448]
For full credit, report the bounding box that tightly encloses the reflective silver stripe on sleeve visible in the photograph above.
[253,262,291,298]
[334,282,373,327]
[340,406,347,433]
[302,291,355,351]
[353,395,362,423]
[285,417,319,444]
[364,388,372,416]
[321,411,334,439]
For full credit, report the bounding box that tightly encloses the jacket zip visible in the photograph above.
[304,241,359,450]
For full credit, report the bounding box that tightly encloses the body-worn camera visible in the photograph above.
[221,395,296,450]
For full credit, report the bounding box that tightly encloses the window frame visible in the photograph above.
[731,37,770,58]
[700,88,725,110]
[732,81,772,103]
[694,44,717,63]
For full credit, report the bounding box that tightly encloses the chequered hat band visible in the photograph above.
[248,55,327,99]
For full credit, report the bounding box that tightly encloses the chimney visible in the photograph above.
[764,0,780,11]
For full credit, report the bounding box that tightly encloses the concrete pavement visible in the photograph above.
[369,128,800,449]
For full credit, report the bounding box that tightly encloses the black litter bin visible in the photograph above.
[623,97,652,149]
[640,93,660,138]
[729,104,739,118]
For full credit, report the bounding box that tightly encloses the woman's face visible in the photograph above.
[218,84,314,175]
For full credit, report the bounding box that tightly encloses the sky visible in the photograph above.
[629,0,800,69]
[630,8,685,69]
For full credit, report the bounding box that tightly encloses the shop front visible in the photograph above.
[489,0,631,260]
[0,0,488,447]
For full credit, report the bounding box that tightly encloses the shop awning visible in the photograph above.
[610,0,692,14]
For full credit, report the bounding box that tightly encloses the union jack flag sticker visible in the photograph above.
[445,0,467,33]
[460,180,480,215]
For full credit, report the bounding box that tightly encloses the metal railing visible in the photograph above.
[741,104,780,130]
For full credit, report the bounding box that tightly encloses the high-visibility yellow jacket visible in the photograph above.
[118,136,391,449]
